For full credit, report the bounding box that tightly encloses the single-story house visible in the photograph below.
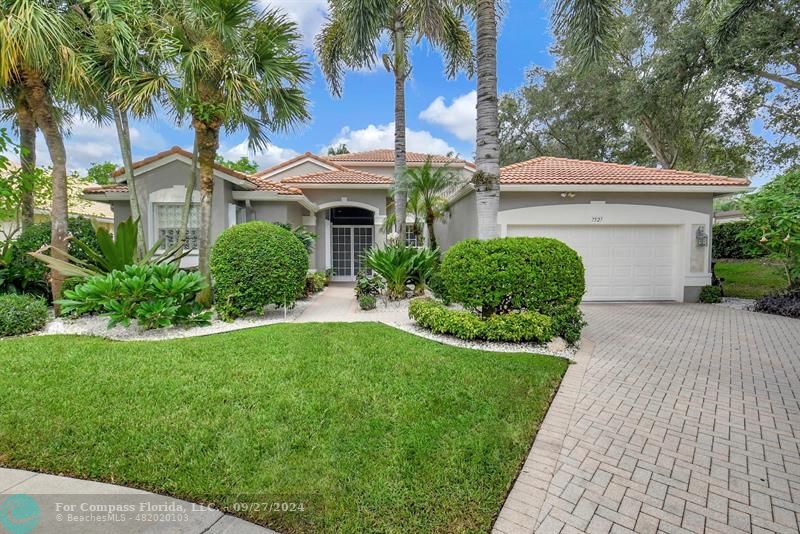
[84,148,748,302]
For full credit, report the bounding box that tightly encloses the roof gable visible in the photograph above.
[253,152,345,180]
[328,149,475,168]
[279,168,393,185]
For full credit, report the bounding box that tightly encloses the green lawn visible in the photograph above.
[716,259,787,298]
[0,323,567,533]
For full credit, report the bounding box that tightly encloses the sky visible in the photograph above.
[0,0,779,186]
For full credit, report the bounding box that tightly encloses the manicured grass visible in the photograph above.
[716,259,787,299]
[0,323,567,533]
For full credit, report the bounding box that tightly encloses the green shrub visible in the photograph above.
[699,285,723,304]
[440,237,585,316]
[211,222,308,320]
[408,298,553,343]
[272,222,317,253]
[58,263,211,330]
[427,267,450,304]
[712,221,763,259]
[355,270,383,298]
[9,217,100,296]
[358,294,377,311]
[363,245,417,299]
[304,271,327,297]
[0,294,48,337]
[539,304,585,344]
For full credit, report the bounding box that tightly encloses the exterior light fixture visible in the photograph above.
[696,226,708,247]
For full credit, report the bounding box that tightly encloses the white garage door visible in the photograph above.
[507,225,679,301]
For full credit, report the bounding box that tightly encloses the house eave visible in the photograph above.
[499,184,752,194]
[285,183,392,190]
[232,191,317,212]
[82,193,128,202]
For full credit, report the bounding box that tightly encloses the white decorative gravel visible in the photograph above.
[40,295,317,342]
[715,297,756,311]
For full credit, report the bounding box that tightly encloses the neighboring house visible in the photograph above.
[1,161,114,237]
[713,209,745,224]
[84,149,748,302]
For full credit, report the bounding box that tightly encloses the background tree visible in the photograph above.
[214,156,258,174]
[0,0,88,304]
[157,0,311,305]
[316,0,473,240]
[327,143,350,156]
[85,161,117,185]
[711,0,799,165]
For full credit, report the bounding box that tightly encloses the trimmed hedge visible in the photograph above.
[211,222,308,320]
[0,294,48,337]
[712,221,763,259]
[440,237,585,315]
[408,298,553,343]
[539,304,586,344]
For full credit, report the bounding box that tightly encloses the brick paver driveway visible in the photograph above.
[495,303,800,534]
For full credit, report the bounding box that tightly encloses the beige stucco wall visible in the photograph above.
[500,191,713,214]
[435,190,478,251]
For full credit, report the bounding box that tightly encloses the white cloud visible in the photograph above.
[326,122,457,155]
[264,0,328,49]
[222,139,299,169]
[30,118,166,176]
[419,90,476,142]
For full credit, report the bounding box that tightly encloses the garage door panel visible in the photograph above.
[507,224,678,301]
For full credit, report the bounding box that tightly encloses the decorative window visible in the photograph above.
[405,226,419,247]
[155,204,199,251]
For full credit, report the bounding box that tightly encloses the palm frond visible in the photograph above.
[553,0,620,68]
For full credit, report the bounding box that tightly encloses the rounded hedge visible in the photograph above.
[0,294,48,337]
[211,222,308,320]
[440,237,585,315]
[11,217,101,296]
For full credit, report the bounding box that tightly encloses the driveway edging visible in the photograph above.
[493,339,596,533]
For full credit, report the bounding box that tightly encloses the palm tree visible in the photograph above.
[148,0,311,305]
[316,0,473,240]
[470,0,617,239]
[402,158,458,249]
[0,0,88,304]
[75,0,154,256]
[0,86,37,230]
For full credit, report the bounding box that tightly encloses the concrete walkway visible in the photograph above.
[494,303,800,534]
[0,468,274,533]
[295,282,410,324]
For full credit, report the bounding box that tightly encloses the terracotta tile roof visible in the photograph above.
[110,145,253,183]
[280,168,393,185]
[500,157,749,187]
[253,152,347,177]
[83,183,129,194]
[328,149,474,167]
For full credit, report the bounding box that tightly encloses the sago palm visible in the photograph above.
[0,0,89,304]
[316,0,473,240]
[125,0,311,305]
[402,158,458,249]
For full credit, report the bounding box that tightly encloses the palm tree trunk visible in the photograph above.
[112,105,146,256]
[178,135,200,246]
[426,212,437,250]
[393,16,408,242]
[21,69,68,308]
[194,121,219,307]
[474,0,500,240]
[16,95,36,230]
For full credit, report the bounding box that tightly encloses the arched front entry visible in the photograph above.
[328,207,375,281]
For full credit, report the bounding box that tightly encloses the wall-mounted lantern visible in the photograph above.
[696,226,708,247]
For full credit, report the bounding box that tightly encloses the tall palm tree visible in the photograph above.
[470,0,617,239]
[75,0,153,256]
[316,0,473,240]
[0,0,88,304]
[0,87,37,230]
[145,0,311,305]
[402,158,458,249]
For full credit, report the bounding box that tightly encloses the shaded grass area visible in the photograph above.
[716,259,787,299]
[0,323,567,533]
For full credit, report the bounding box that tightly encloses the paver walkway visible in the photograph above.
[0,468,274,533]
[495,303,800,534]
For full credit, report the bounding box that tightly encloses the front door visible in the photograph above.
[331,225,373,281]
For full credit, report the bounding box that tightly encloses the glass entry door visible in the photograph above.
[331,225,373,281]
